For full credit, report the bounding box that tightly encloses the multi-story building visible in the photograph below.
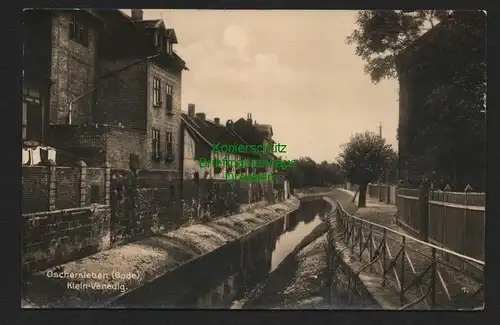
[22,10,107,165]
[23,9,188,177]
[23,9,104,144]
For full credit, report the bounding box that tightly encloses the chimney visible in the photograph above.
[247,113,253,125]
[195,112,206,121]
[187,103,195,118]
[214,117,220,125]
[131,9,144,21]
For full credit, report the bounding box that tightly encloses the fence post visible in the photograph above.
[78,160,87,207]
[103,162,111,205]
[47,160,56,211]
[462,184,472,269]
[418,179,430,242]
[395,187,400,225]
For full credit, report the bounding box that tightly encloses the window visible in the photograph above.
[153,77,162,107]
[69,15,88,46]
[152,128,161,159]
[165,40,173,55]
[154,32,163,49]
[166,131,173,152]
[166,84,173,112]
[22,102,27,140]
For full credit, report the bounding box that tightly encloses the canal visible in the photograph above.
[111,198,331,308]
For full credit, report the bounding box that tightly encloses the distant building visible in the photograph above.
[180,104,260,182]
[232,113,277,172]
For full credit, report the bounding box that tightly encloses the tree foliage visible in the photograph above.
[336,131,396,185]
[286,157,344,189]
[336,131,397,207]
[346,10,452,83]
[348,10,486,191]
[404,11,486,190]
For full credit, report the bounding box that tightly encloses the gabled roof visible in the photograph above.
[135,19,162,28]
[181,113,259,157]
[233,118,267,145]
[96,11,186,68]
[254,124,273,137]
[134,19,178,43]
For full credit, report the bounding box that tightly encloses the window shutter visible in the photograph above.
[167,93,173,111]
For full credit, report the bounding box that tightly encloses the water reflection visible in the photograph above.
[112,199,330,309]
[271,200,330,272]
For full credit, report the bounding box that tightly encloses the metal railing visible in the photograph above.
[327,201,484,310]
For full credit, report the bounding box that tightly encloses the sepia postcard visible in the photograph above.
[21,9,485,310]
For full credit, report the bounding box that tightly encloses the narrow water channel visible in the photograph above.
[112,199,330,309]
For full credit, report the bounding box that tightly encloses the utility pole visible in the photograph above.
[379,121,390,202]
[378,122,383,186]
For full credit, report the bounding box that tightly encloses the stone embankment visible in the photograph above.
[243,192,359,309]
[22,192,331,308]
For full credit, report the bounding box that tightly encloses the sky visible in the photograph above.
[121,9,399,163]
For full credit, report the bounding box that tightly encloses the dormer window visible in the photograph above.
[165,40,173,55]
[154,31,163,49]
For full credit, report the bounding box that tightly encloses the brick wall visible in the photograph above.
[49,11,99,125]
[95,59,148,129]
[109,169,182,246]
[22,167,49,214]
[50,125,147,169]
[22,205,111,273]
[86,168,106,205]
[49,125,107,166]
[55,167,80,209]
[23,165,284,271]
[22,164,109,214]
[106,129,147,170]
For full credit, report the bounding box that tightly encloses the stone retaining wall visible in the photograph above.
[22,195,311,308]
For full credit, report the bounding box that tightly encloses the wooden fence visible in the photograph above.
[394,187,485,264]
[367,183,398,205]
[369,183,486,207]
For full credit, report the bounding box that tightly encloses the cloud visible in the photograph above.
[223,25,248,52]
[176,29,298,99]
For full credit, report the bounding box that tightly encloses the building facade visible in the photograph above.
[181,104,260,182]
[23,10,104,143]
[23,9,187,175]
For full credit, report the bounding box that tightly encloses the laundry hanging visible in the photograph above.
[30,147,41,165]
[22,149,31,165]
[48,148,56,162]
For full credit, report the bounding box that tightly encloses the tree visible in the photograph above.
[348,10,486,191]
[336,131,396,207]
[286,157,344,189]
[346,10,452,83]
